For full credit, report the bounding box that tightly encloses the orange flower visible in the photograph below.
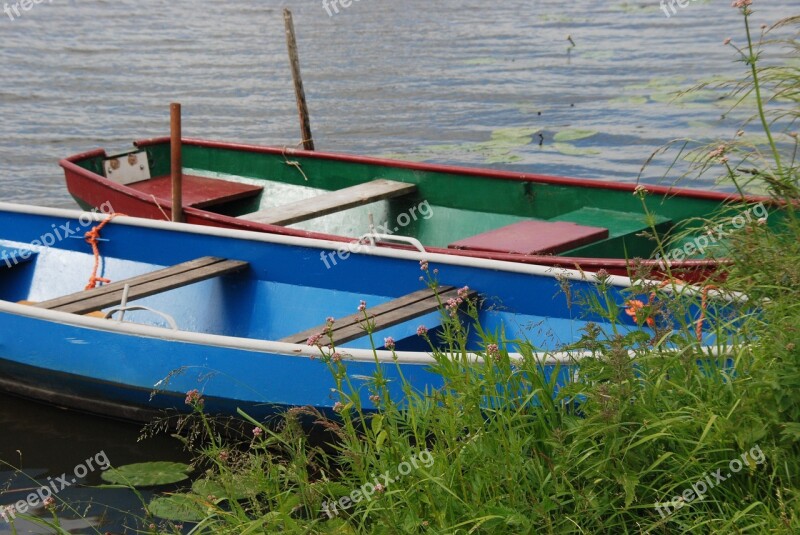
[625,299,655,327]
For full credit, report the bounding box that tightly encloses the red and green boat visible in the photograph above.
[60,137,774,282]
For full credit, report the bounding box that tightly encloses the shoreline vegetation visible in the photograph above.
[2,4,799,534]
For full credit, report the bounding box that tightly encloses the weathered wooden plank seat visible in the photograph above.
[34,256,248,315]
[128,175,264,209]
[281,285,477,346]
[239,179,417,226]
[448,220,609,256]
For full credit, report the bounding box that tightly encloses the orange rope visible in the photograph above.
[696,284,718,342]
[84,213,124,290]
[624,277,717,342]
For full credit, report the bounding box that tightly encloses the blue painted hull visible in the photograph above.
[0,203,732,421]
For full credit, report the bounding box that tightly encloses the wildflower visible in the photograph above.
[375,483,386,493]
[333,401,344,413]
[358,300,367,312]
[419,260,429,271]
[433,268,438,275]
[737,129,745,137]
[633,185,648,196]
[384,337,396,350]
[252,427,263,438]
[457,286,470,300]
[731,0,751,8]
[757,217,767,225]
[445,297,462,318]
[219,450,229,462]
[719,156,729,164]
[724,37,732,45]
[416,325,428,337]
[326,317,335,326]
[487,343,501,361]
[595,269,610,283]
[332,352,343,363]
[369,394,380,404]
[43,497,56,511]
[625,299,655,328]
[306,333,323,347]
[185,389,204,407]
[708,145,726,159]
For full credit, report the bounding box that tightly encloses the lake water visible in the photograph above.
[0,0,796,531]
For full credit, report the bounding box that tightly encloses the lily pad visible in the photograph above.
[461,57,496,65]
[192,476,257,501]
[149,494,205,522]
[610,95,648,105]
[553,129,598,142]
[490,127,540,142]
[101,461,191,487]
[552,143,601,156]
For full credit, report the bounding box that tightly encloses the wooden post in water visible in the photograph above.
[283,8,315,151]
[170,102,183,223]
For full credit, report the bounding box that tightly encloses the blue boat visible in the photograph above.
[0,203,732,421]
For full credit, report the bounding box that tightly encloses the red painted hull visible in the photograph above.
[61,138,762,283]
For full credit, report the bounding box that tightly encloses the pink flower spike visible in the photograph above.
[184,389,204,407]
[333,401,344,413]
[457,286,470,300]
[252,427,263,437]
[384,337,396,350]
[419,260,429,271]
[723,37,732,45]
[417,325,428,337]
[358,300,367,312]
[306,333,323,347]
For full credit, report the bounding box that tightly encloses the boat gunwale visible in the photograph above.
[132,136,775,203]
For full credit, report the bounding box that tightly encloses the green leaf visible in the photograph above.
[192,477,255,501]
[148,494,205,522]
[553,129,598,142]
[552,143,601,156]
[101,461,191,487]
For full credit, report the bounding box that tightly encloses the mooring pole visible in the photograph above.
[170,102,183,223]
[284,8,315,151]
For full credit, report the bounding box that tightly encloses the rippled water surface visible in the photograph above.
[0,0,797,531]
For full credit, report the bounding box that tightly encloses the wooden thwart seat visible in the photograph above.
[129,175,264,209]
[35,256,248,315]
[281,285,477,346]
[239,179,417,226]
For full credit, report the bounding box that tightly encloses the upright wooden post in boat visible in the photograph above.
[283,8,315,151]
[170,102,183,223]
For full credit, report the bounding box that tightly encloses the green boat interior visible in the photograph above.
[81,142,758,261]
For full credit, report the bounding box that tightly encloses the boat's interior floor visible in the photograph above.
[133,169,687,260]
